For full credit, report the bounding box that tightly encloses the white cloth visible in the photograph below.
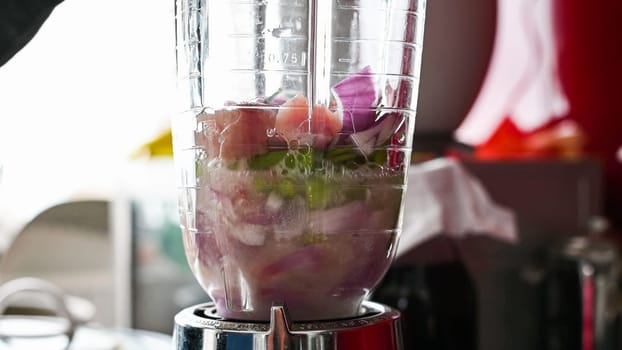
[397,158,517,257]
[455,0,569,145]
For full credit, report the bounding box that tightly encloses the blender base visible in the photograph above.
[173,301,403,350]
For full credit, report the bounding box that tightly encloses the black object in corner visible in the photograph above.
[0,0,64,67]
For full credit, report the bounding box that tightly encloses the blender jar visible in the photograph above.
[173,0,426,321]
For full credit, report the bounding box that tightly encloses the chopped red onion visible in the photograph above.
[349,114,402,155]
[331,66,377,134]
[308,201,369,234]
[260,246,322,278]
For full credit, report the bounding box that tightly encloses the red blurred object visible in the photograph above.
[553,0,622,227]
[476,118,549,160]
[582,272,594,350]
[336,312,402,350]
[475,117,584,160]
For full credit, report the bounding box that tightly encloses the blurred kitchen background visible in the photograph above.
[0,0,621,349]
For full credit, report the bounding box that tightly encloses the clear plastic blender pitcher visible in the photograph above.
[173,0,426,321]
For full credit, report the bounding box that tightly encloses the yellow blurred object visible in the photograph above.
[132,129,173,158]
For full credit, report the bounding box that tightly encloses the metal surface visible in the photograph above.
[0,279,171,350]
[174,301,403,350]
[0,278,83,345]
[0,277,97,349]
[547,235,621,350]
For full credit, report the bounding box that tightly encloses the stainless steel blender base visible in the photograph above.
[173,301,403,350]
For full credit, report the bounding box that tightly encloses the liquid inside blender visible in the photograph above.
[179,91,411,320]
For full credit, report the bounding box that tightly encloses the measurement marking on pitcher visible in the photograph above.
[266,51,307,67]
[338,57,354,63]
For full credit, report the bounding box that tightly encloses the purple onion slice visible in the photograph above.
[331,66,378,134]
[349,114,402,155]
